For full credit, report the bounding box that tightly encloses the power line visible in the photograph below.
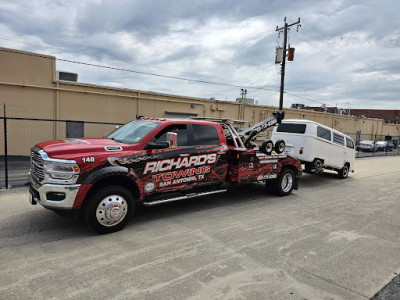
[328,41,400,87]
[0,37,238,83]
[284,91,326,105]
[0,47,277,92]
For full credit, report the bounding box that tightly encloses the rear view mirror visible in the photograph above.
[166,132,178,149]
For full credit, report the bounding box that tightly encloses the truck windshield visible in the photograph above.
[107,121,160,144]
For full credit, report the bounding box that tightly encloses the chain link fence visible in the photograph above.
[0,114,122,188]
[1,112,399,189]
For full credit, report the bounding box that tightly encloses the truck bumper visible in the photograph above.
[28,175,81,210]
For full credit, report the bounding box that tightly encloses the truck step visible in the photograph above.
[142,189,227,206]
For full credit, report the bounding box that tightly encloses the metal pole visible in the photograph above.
[3,103,8,188]
[279,23,288,110]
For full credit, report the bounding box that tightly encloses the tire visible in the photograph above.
[84,185,134,234]
[313,159,324,174]
[260,140,274,155]
[338,164,350,179]
[274,140,285,154]
[274,169,295,196]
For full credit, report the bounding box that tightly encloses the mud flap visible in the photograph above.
[293,177,299,190]
[29,186,38,205]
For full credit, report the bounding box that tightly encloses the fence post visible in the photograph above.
[3,103,8,188]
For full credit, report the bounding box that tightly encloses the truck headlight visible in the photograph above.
[44,162,80,180]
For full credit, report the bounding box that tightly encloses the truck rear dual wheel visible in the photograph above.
[84,185,134,234]
[266,169,295,196]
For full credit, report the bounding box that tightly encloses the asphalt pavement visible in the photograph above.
[1,156,400,299]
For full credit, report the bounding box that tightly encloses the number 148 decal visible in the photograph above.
[82,157,95,163]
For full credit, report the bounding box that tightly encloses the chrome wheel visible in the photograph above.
[96,194,128,227]
[281,173,293,193]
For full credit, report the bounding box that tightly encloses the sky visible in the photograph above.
[0,0,399,110]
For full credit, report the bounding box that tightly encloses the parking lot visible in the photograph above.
[1,156,400,299]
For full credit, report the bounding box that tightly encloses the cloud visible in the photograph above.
[0,0,399,109]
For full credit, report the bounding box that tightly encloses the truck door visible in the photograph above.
[189,124,229,188]
[141,123,228,195]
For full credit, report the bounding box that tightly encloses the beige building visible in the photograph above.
[1,47,399,156]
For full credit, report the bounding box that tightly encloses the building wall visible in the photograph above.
[1,47,400,156]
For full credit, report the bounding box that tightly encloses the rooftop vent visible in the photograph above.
[290,103,305,109]
[57,71,78,82]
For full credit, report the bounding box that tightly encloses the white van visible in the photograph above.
[271,119,355,179]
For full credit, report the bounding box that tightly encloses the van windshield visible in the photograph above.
[277,123,306,134]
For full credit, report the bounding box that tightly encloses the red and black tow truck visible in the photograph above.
[29,111,302,233]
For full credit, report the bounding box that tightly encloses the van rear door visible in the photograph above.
[273,123,307,160]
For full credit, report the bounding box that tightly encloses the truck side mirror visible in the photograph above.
[166,132,178,149]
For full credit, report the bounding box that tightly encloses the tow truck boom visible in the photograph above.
[239,110,285,147]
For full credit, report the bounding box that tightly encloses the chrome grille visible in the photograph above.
[31,149,44,181]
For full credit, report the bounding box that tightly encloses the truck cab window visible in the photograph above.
[192,124,220,145]
[154,124,190,146]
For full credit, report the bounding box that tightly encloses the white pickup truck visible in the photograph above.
[271,119,355,179]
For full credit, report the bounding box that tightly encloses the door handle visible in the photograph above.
[179,154,190,157]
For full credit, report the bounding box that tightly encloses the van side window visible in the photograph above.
[277,123,306,134]
[346,137,354,149]
[333,133,345,146]
[317,126,331,141]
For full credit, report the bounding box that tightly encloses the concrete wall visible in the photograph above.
[1,47,399,156]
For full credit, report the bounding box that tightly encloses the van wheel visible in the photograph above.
[338,164,350,179]
[84,185,134,234]
[275,169,295,196]
[274,140,285,154]
[313,159,324,174]
[260,140,274,155]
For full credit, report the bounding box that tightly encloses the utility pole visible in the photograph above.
[276,17,301,110]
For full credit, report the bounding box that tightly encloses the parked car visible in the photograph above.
[375,140,394,151]
[356,140,377,152]
[271,119,355,179]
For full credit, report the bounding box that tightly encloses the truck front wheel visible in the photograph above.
[275,169,295,196]
[84,185,134,234]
